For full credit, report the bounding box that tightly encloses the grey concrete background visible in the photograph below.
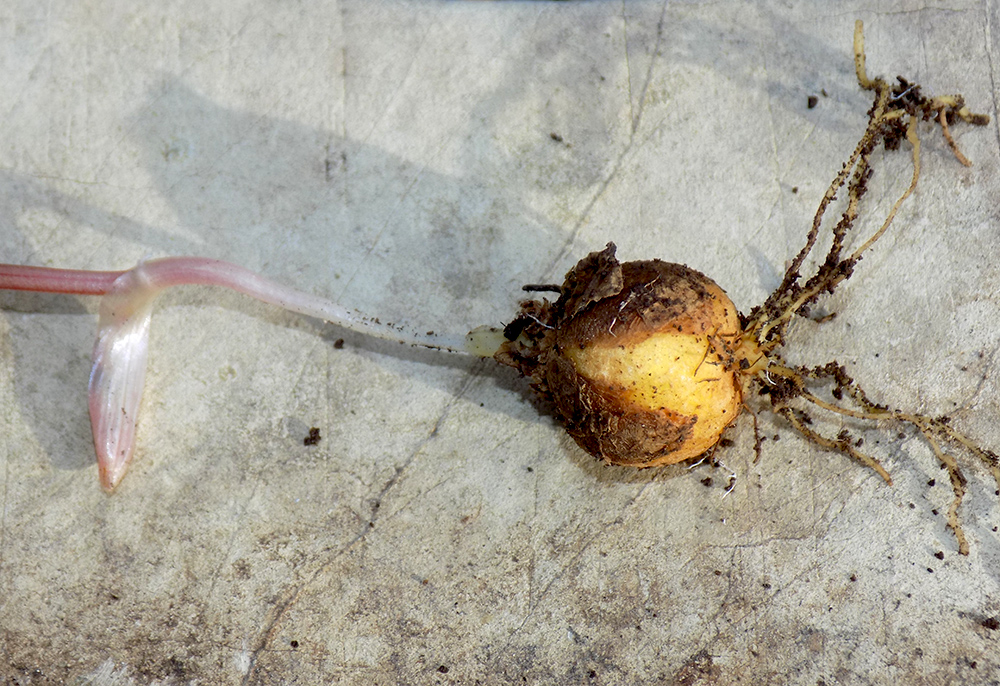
[1,1,999,684]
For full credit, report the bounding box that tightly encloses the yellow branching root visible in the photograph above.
[742,20,994,555]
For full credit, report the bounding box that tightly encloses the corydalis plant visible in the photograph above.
[0,258,493,491]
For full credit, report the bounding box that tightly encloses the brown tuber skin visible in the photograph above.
[496,244,747,467]
[495,21,1000,555]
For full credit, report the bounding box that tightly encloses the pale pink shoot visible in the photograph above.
[0,257,490,491]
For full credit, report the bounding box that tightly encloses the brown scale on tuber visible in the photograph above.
[495,21,998,555]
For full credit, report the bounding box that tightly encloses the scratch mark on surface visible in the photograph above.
[981,1,1000,154]
[0,413,7,594]
[760,49,784,237]
[962,348,996,410]
[526,444,545,614]
[630,0,670,136]
[206,479,261,600]
[692,490,869,649]
[241,366,483,684]
[543,1,670,279]
[507,526,607,644]
[621,2,635,134]
[505,479,657,644]
[542,153,626,278]
[695,545,830,653]
[358,20,434,147]
[334,133,446,304]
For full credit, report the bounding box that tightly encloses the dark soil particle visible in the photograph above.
[304,427,322,446]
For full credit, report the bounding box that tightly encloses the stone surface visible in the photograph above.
[1,1,999,684]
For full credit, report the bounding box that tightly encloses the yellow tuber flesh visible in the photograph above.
[565,331,741,464]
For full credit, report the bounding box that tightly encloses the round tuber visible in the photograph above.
[496,244,750,467]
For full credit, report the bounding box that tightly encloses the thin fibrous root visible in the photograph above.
[921,426,970,555]
[770,360,997,555]
[937,108,972,167]
[747,21,988,354]
[776,406,893,485]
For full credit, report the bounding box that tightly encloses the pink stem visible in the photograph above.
[0,257,475,352]
[0,264,123,295]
